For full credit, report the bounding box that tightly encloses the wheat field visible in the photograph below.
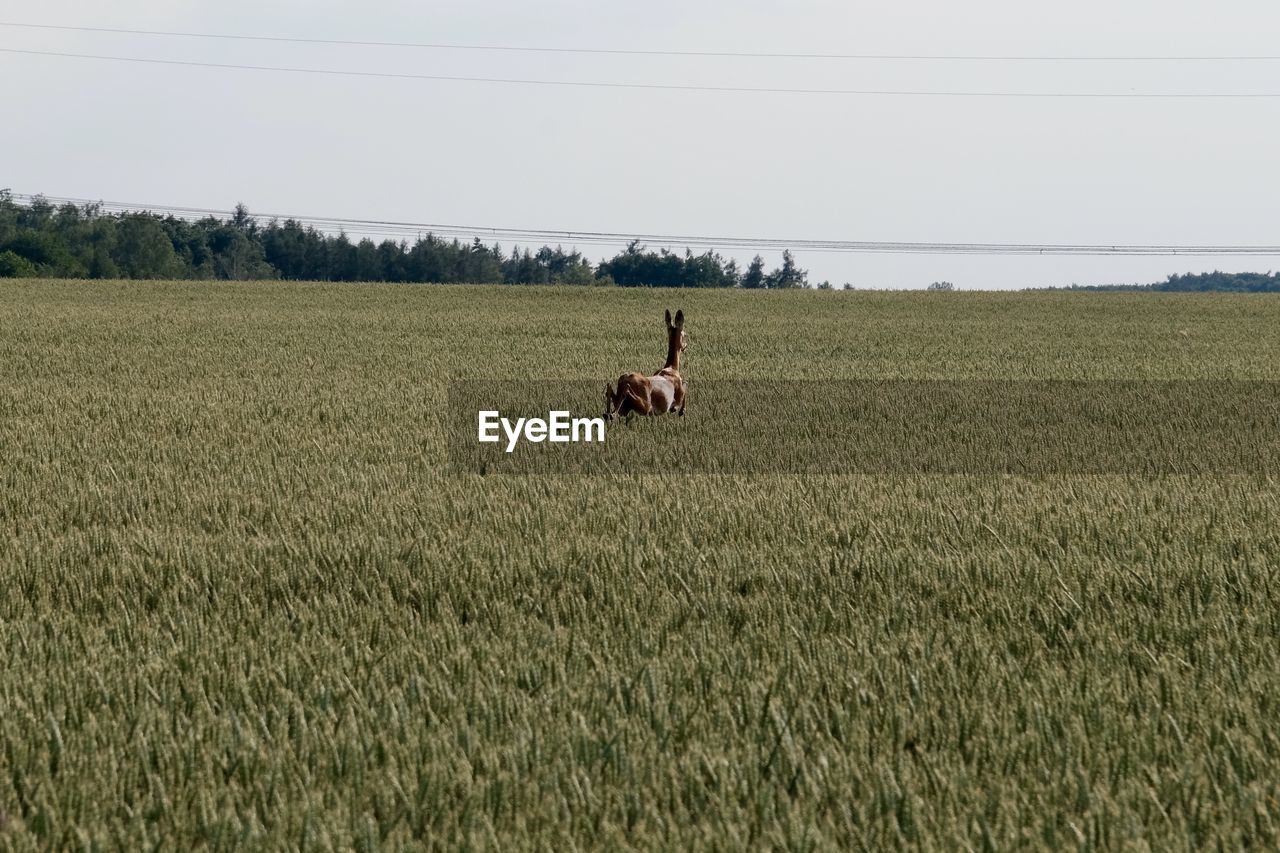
[1,280,1278,850]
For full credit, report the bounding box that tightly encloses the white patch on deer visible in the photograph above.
[648,375,675,412]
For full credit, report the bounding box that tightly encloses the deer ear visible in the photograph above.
[664,309,672,328]
[674,309,684,329]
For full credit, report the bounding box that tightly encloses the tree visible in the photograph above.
[928,281,955,291]
[464,238,504,282]
[741,255,767,289]
[354,238,384,281]
[377,240,406,281]
[261,219,313,279]
[765,250,807,289]
[0,250,38,277]
[329,233,359,281]
[231,203,254,233]
[2,231,80,275]
[722,258,740,286]
[209,224,273,280]
[597,241,714,287]
[114,216,183,279]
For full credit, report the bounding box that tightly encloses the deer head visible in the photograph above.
[664,308,687,357]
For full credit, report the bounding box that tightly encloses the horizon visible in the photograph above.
[3,0,1279,288]
[6,190,1279,291]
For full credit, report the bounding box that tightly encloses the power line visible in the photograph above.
[14,194,1280,256]
[2,21,1278,62]
[3,47,1278,98]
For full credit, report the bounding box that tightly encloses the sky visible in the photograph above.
[2,0,1278,289]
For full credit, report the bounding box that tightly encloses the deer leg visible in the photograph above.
[621,388,649,417]
[603,385,618,420]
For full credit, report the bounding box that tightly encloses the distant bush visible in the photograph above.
[1052,271,1280,293]
[0,249,38,278]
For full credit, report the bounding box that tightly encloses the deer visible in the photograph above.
[604,309,687,421]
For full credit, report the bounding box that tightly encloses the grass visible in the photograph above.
[1,279,1279,849]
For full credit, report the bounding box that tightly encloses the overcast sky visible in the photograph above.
[3,1,1278,289]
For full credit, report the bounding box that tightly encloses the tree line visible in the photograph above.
[0,194,810,288]
[1055,271,1280,293]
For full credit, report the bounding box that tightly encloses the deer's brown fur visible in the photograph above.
[604,309,687,420]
